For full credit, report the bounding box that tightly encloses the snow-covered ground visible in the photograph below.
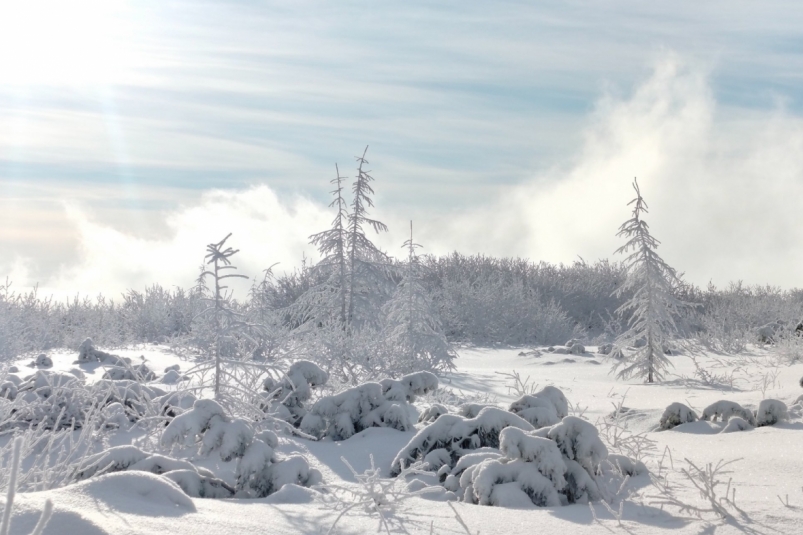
[5,344,803,534]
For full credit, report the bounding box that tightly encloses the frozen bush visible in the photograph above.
[441,449,503,490]
[659,402,698,430]
[101,362,155,382]
[101,402,131,429]
[754,399,788,427]
[467,459,563,507]
[200,419,255,461]
[756,320,785,343]
[419,404,448,423]
[380,371,438,402]
[299,381,415,440]
[32,353,52,368]
[597,343,613,355]
[458,425,604,507]
[72,445,237,498]
[535,416,608,474]
[458,403,496,419]
[161,399,228,448]
[390,407,534,476]
[499,427,566,486]
[508,386,569,429]
[701,400,756,426]
[261,360,328,426]
[0,381,17,400]
[161,369,183,384]
[73,445,150,480]
[446,416,614,508]
[77,337,122,363]
[720,416,752,433]
[234,441,321,498]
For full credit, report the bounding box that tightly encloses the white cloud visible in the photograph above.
[415,54,803,289]
[39,186,332,299]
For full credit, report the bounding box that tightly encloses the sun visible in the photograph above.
[0,0,138,86]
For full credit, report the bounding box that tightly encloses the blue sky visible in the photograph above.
[2,1,803,296]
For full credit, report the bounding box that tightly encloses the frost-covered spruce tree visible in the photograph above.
[610,179,691,383]
[295,148,391,331]
[299,165,350,328]
[383,222,456,373]
[194,234,260,401]
[345,146,392,328]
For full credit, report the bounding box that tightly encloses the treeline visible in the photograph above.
[4,256,803,361]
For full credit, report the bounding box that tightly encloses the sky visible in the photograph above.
[2,1,803,298]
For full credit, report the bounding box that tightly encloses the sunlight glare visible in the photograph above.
[0,0,138,86]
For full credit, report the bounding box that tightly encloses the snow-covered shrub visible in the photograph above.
[261,360,328,425]
[720,417,752,433]
[390,407,534,476]
[72,444,236,498]
[31,353,52,368]
[756,320,785,344]
[161,399,227,448]
[508,386,568,429]
[299,382,414,440]
[659,402,698,430]
[101,363,155,382]
[533,416,608,474]
[754,399,787,427]
[161,369,183,384]
[380,371,438,403]
[455,422,609,508]
[418,404,448,423]
[701,400,756,426]
[77,337,123,363]
[458,403,496,419]
[159,399,321,498]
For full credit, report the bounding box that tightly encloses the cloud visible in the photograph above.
[37,186,332,299]
[414,54,803,289]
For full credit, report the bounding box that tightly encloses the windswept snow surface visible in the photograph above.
[5,345,803,534]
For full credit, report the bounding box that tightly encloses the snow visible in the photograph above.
[3,344,803,534]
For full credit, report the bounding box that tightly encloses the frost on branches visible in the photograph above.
[261,360,329,426]
[298,371,437,440]
[160,399,321,497]
[390,398,629,508]
[610,179,693,383]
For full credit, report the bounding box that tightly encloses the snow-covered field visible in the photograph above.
[4,344,803,535]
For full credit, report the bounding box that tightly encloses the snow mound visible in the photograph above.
[720,416,753,433]
[76,471,196,512]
